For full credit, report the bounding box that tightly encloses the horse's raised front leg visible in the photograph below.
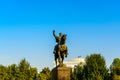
[61,54,64,65]
[58,51,62,65]
[55,55,57,67]
[55,60,57,67]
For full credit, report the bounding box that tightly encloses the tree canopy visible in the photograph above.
[0,54,119,80]
[0,59,51,80]
[110,58,120,80]
[72,53,110,80]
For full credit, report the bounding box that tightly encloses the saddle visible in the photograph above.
[60,44,67,51]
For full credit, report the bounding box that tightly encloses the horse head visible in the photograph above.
[60,34,67,44]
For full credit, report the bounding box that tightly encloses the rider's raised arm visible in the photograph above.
[53,30,57,38]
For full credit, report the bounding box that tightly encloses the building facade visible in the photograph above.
[64,57,85,70]
[53,57,85,70]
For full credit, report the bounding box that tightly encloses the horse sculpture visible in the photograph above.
[53,31,68,66]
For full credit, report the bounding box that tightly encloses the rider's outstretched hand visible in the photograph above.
[53,30,55,33]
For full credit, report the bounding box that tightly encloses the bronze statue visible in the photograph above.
[53,30,68,66]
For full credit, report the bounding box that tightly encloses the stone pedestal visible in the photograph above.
[51,65,71,80]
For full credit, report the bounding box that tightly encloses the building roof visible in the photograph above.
[53,57,85,69]
[63,57,85,69]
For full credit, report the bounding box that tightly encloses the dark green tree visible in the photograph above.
[29,67,38,80]
[83,54,109,80]
[18,59,31,80]
[71,62,84,80]
[0,65,9,80]
[110,58,120,80]
[38,67,51,80]
[0,59,53,80]
[7,64,19,80]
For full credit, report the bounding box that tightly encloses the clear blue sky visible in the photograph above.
[0,0,120,71]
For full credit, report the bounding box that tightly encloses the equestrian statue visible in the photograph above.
[53,30,68,66]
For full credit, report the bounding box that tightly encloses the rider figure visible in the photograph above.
[53,30,62,45]
[53,30,62,54]
[53,30,68,57]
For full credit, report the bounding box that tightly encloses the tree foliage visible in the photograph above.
[84,54,109,80]
[110,58,120,80]
[72,53,109,80]
[0,54,120,80]
[38,67,51,80]
[0,59,50,80]
[71,62,84,80]
[0,65,8,80]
